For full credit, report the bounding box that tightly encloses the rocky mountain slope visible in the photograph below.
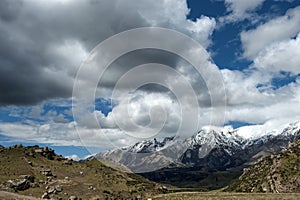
[96,122,300,189]
[95,136,186,173]
[226,139,300,193]
[0,145,162,199]
[97,122,300,173]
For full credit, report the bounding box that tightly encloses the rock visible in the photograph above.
[41,192,50,199]
[56,157,64,161]
[157,185,168,193]
[15,144,23,148]
[28,161,33,166]
[35,149,43,153]
[7,179,30,191]
[40,169,53,176]
[64,160,73,165]
[26,151,35,157]
[69,195,78,200]
[20,175,34,182]
[56,185,62,192]
[34,147,55,160]
[6,175,34,191]
[47,177,52,182]
[47,186,55,194]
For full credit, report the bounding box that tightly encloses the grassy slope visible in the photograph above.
[226,139,300,193]
[0,145,160,199]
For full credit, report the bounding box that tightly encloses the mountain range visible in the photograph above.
[95,122,300,188]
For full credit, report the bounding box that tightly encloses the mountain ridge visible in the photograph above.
[96,122,300,173]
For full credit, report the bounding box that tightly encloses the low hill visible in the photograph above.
[0,145,162,199]
[226,139,300,193]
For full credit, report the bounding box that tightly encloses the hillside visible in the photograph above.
[226,139,300,193]
[0,145,162,199]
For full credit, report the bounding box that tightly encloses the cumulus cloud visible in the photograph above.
[0,0,216,106]
[241,6,300,59]
[221,68,300,129]
[220,0,265,23]
[1,0,300,149]
[0,0,221,147]
[254,33,300,75]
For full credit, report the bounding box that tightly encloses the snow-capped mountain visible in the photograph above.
[95,122,300,173]
[95,136,186,173]
[124,136,176,153]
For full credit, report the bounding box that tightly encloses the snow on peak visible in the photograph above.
[235,121,300,139]
[201,125,234,134]
[186,125,244,148]
[281,121,300,136]
[126,136,176,153]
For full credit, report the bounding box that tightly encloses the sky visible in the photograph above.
[0,0,300,158]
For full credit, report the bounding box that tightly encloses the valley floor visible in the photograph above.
[0,191,38,200]
[2,190,300,200]
[153,192,300,200]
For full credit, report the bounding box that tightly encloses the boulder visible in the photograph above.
[6,175,34,191]
[69,195,78,200]
[6,179,30,191]
[41,192,50,199]
[40,169,53,176]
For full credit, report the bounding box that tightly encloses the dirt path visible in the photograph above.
[153,192,300,200]
[0,191,39,200]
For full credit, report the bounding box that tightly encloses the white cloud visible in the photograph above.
[254,33,300,75]
[135,0,216,47]
[235,119,293,139]
[241,6,300,59]
[1,0,300,150]
[222,68,300,126]
[220,0,265,23]
[65,154,80,161]
[0,0,216,106]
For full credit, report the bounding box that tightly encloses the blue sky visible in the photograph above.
[0,0,300,158]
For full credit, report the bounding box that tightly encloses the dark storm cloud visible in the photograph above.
[0,0,23,22]
[0,0,151,106]
[0,0,215,106]
[98,49,212,107]
[98,49,180,89]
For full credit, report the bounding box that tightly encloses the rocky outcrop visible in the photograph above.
[5,175,34,191]
[226,139,300,193]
